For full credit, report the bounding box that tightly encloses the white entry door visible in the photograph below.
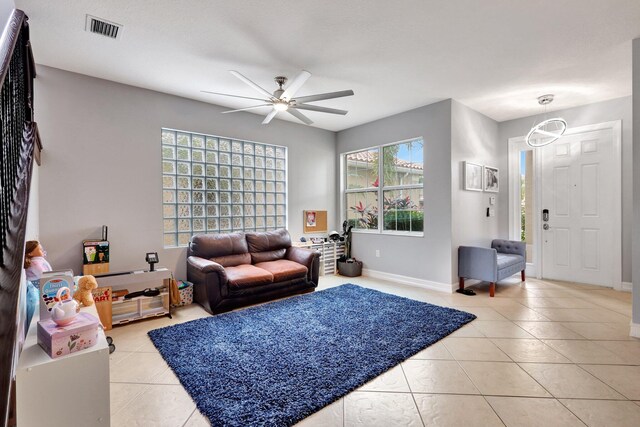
[540,128,617,286]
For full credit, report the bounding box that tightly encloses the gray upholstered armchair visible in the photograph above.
[458,239,526,297]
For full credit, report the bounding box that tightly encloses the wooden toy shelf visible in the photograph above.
[95,268,173,328]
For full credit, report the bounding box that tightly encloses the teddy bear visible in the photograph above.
[74,275,98,306]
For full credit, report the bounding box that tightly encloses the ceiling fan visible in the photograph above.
[202,70,354,125]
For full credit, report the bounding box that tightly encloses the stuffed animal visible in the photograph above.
[74,275,98,307]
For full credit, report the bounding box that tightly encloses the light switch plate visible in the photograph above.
[489,208,495,217]
[489,196,496,205]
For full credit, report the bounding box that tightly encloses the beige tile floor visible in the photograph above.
[108,275,640,426]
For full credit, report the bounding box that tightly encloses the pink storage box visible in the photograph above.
[37,312,100,359]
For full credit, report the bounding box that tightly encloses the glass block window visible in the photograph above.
[162,129,287,247]
[344,137,424,235]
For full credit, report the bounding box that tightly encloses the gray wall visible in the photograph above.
[451,100,501,280]
[633,39,639,325]
[34,66,336,279]
[0,0,13,29]
[498,96,633,283]
[336,100,453,285]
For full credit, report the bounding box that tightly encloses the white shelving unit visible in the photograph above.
[111,291,170,325]
[96,268,173,326]
[293,241,345,275]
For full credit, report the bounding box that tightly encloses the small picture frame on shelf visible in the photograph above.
[483,166,499,193]
[463,161,483,191]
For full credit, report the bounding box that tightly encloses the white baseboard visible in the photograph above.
[630,322,640,339]
[621,282,632,292]
[361,268,452,293]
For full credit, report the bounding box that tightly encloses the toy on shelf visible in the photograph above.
[91,286,113,330]
[24,240,52,282]
[50,287,79,326]
[37,312,100,358]
[39,270,75,321]
[74,275,98,307]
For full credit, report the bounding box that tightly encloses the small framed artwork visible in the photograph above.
[463,161,483,191]
[484,166,499,192]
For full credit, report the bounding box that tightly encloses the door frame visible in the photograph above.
[508,120,622,289]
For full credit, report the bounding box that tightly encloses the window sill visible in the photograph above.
[352,230,424,238]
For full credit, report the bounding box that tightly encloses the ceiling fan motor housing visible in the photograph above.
[274,76,288,88]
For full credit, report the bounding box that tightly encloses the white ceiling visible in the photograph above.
[16,0,640,132]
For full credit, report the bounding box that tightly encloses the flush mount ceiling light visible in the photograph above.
[525,94,567,147]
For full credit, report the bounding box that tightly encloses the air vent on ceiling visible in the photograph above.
[85,15,122,39]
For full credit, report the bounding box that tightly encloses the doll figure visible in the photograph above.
[24,240,52,281]
[24,240,51,332]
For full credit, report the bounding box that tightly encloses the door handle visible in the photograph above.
[543,223,549,230]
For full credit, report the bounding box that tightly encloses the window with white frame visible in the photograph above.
[344,138,424,234]
[162,129,287,247]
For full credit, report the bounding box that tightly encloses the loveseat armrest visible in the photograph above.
[187,256,226,276]
[285,246,321,285]
[491,239,526,258]
[187,256,228,314]
[458,246,498,282]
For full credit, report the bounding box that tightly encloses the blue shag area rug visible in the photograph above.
[148,284,475,426]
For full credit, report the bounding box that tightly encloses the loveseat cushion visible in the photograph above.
[212,253,251,268]
[255,259,308,282]
[251,249,287,264]
[496,254,524,270]
[189,232,248,259]
[225,265,274,289]
[246,229,291,263]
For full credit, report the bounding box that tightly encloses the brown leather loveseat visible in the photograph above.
[187,229,320,314]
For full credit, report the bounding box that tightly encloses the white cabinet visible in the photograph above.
[16,304,110,427]
[293,241,345,275]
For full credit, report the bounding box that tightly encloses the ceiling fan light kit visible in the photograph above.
[273,101,289,112]
[203,70,354,125]
[525,94,568,148]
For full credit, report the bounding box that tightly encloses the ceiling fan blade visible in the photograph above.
[230,70,274,99]
[201,90,269,102]
[262,109,278,125]
[287,108,313,125]
[222,104,273,114]
[293,104,348,115]
[293,89,354,104]
[281,70,311,101]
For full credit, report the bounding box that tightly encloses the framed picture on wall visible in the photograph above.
[463,161,483,191]
[484,166,499,192]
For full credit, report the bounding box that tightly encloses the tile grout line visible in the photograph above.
[399,363,426,427]
[181,407,199,427]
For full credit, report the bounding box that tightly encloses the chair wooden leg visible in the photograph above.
[521,270,525,281]
[489,282,495,297]
[459,277,465,290]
